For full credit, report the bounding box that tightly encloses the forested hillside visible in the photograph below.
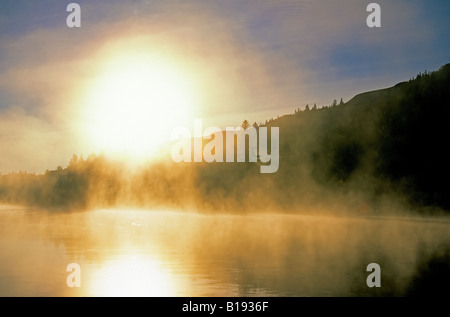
[1,64,449,215]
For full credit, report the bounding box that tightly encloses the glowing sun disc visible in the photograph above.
[81,52,196,158]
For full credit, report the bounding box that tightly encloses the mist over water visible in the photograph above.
[0,0,449,300]
[1,67,450,297]
[0,206,448,296]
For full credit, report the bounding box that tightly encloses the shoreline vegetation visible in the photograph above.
[1,64,449,216]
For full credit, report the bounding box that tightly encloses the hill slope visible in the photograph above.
[1,64,450,214]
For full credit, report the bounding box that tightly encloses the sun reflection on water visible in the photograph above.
[87,254,178,297]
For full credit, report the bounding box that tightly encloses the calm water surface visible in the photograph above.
[0,206,449,296]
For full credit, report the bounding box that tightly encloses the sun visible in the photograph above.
[79,51,197,159]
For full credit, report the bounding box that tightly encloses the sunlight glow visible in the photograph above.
[80,51,197,159]
[89,254,177,297]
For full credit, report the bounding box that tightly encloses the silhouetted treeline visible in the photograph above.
[1,64,449,214]
[0,154,119,210]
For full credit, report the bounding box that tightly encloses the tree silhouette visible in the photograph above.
[69,154,79,167]
[241,120,250,130]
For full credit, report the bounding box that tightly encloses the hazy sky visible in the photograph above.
[0,0,449,172]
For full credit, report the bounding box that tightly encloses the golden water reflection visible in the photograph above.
[87,254,177,297]
[0,207,449,296]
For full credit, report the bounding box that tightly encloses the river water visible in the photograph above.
[0,206,449,296]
